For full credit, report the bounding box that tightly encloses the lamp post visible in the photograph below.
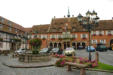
[25,32,28,49]
[77,10,99,61]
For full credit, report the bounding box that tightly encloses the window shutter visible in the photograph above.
[86,34,88,38]
[75,34,77,38]
[96,31,99,35]
[111,31,113,35]
[91,40,93,44]
[102,31,104,35]
[106,31,108,35]
[81,34,83,38]
[104,40,106,44]
[91,31,93,35]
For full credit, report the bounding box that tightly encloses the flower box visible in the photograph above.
[93,34,96,36]
[99,34,102,36]
[58,38,62,40]
[108,34,112,36]
[82,38,87,40]
[51,38,55,40]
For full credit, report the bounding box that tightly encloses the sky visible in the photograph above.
[0,0,113,27]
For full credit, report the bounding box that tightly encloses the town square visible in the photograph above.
[0,0,113,75]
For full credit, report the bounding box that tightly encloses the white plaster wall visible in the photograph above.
[0,42,10,50]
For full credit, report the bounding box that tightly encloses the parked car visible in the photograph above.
[64,47,75,56]
[39,48,51,54]
[78,46,84,49]
[96,44,108,52]
[50,48,60,54]
[86,46,95,52]
[15,48,26,54]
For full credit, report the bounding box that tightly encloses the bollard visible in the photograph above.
[95,51,99,65]
[80,68,86,75]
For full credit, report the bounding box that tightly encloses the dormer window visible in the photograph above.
[77,13,83,22]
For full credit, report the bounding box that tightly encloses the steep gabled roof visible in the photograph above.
[96,20,113,30]
[31,24,50,34]
[0,16,25,32]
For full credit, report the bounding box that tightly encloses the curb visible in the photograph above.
[73,67,113,73]
[3,62,113,73]
[2,62,54,68]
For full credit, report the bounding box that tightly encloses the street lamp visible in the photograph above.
[77,10,99,61]
[25,32,28,49]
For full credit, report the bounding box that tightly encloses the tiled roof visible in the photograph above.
[30,17,113,33]
[49,17,87,32]
[24,28,32,32]
[31,24,49,34]
[96,20,113,30]
[0,16,25,32]
[49,17,113,32]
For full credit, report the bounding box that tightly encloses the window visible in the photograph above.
[0,18,4,23]
[7,21,11,26]
[91,31,96,36]
[0,42,3,48]
[81,34,87,39]
[0,24,3,29]
[58,35,62,38]
[106,30,112,35]
[100,40,106,44]
[72,34,77,38]
[34,35,37,38]
[32,35,34,38]
[15,29,18,33]
[99,31,104,36]
[9,27,12,31]
[50,35,55,39]
[62,32,71,38]
[91,40,97,44]
[96,31,99,35]
[41,35,47,39]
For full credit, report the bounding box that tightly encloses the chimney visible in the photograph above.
[54,16,56,19]
[112,17,113,22]
[64,15,66,18]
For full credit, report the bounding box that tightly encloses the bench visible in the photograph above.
[65,62,89,75]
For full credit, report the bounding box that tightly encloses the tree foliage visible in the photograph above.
[29,38,42,49]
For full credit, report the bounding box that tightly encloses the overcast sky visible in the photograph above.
[0,0,113,27]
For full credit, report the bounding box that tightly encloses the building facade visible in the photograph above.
[27,11,113,50]
[0,16,27,51]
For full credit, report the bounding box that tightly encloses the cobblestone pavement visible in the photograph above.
[75,50,113,66]
[0,51,113,75]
